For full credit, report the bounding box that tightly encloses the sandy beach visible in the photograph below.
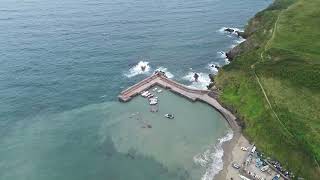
[214,132,250,180]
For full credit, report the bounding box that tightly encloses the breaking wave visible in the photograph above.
[193,131,234,180]
[154,66,174,78]
[217,51,230,65]
[231,37,246,48]
[124,61,151,78]
[182,72,211,90]
[218,27,243,36]
[207,63,219,74]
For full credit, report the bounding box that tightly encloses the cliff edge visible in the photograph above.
[215,0,320,179]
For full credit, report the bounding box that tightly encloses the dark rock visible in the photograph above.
[235,31,247,38]
[193,73,199,82]
[226,36,259,60]
[141,65,146,71]
[208,74,215,82]
[207,83,215,90]
[224,28,235,33]
[225,51,235,61]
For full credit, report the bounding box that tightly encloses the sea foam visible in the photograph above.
[154,66,174,78]
[182,72,211,90]
[218,27,243,36]
[217,51,230,65]
[207,63,219,74]
[193,131,234,180]
[231,37,246,48]
[125,61,151,78]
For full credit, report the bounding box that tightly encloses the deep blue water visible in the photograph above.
[0,0,271,179]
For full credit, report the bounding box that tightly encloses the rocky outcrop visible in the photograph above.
[226,36,261,60]
[224,28,235,33]
[236,31,247,38]
[226,45,242,61]
[194,73,199,82]
[224,27,247,39]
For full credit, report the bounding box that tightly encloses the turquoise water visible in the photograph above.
[0,0,271,179]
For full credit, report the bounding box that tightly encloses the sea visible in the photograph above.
[0,0,271,179]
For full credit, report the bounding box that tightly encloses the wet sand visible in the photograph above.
[215,133,250,180]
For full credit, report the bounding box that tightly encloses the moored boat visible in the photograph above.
[149,98,158,105]
[164,114,174,119]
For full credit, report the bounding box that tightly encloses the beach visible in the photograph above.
[215,133,250,180]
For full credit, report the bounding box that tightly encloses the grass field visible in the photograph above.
[215,0,320,179]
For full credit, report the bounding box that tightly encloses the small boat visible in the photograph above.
[149,99,158,105]
[144,92,151,98]
[147,94,154,98]
[157,89,162,93]
[164,114,174,119]
[153,88,158,92]
[141,91,149,97]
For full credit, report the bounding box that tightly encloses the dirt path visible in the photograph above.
[252,11,294,138]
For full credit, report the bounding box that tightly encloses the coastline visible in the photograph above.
[118,72,244,179]
[213,130,242,180]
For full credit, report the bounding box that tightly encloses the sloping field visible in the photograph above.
[216,0,320,179]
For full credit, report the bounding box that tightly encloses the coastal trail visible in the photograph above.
[251,11,295,138]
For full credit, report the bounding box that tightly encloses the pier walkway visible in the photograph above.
[118,72,240,131]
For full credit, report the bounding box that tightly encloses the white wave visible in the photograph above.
[231,37,246,48]
[207,63,219,74]
[217,51,227,59]
[182,72,211,90]
[224,58,230,65]
[217,51,230,65]
[154,66,174,78]
[125,61,151,78]
[218,27,243,35]
[193,131,234,180]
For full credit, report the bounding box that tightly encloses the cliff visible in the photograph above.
[215,0,320,179]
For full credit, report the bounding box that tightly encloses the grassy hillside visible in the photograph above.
[215,0,320,179]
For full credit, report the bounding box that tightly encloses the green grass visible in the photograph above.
[215,0,320,179]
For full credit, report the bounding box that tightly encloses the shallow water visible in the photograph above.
[105,87,230,179]
[0,0,271,179]
[1,87,230,179]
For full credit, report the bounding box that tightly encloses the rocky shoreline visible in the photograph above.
[210,6,268,180]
